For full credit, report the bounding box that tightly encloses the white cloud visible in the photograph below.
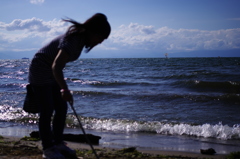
[0,17,64,33]
[0,18,68,51]
[110,23,240,52]
[30,0,44,5]
[128,23,156,35]
[0,18,240,53]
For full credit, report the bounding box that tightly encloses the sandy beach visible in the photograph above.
[0,135,230,159]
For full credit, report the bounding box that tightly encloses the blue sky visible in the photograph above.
[0,0,240,59]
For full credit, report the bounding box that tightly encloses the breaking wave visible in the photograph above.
[66,115,240,140]
[0,105,240,140]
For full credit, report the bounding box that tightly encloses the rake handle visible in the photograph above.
[69,102,100,159]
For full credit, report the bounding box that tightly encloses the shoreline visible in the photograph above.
[0,135,228,159]
[0,125,239,158]
[1,125,240,153]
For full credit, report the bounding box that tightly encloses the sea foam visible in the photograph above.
[66,116,240,140]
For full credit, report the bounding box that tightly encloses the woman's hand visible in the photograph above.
[61,90,74,105]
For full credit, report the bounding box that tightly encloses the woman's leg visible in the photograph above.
[32,85,55,150]
[52,84,68,145]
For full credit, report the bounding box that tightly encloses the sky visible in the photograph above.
[0,0,240,59]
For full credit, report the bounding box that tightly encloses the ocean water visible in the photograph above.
[0,57,240,153]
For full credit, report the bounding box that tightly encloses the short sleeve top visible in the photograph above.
[28,33,84,85]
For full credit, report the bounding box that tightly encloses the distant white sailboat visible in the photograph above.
[165,53,168,58]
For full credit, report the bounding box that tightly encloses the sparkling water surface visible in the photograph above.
[0,57,240,153]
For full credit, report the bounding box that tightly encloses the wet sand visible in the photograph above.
[0,135,228,159]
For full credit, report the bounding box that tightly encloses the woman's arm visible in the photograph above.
[52,49,73,103]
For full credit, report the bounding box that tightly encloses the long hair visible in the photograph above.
[62,18,85,37]
[62,13,111,52]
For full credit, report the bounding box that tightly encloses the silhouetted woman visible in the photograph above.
[28,13,110,159]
